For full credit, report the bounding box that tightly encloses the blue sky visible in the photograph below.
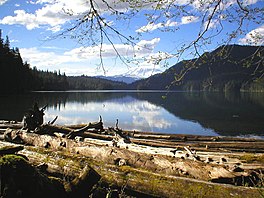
[0,0,263,77]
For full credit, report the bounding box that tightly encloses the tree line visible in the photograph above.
[0,32,129,93]
[0,33,68,93]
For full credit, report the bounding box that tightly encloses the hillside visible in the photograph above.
[131,45,264,92]
[67,75,128,90]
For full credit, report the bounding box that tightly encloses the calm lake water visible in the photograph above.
[1,91,264,137]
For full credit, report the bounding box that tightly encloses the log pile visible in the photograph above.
[0,118,264,197]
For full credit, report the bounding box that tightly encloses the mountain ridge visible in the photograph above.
[130,45,264,92]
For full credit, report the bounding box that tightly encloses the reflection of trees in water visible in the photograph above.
[0,92,132,120]
[31,92,130,110]
[1,91,263,136]
[136,92,264,136]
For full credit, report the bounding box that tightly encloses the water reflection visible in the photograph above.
[43,94,216,136]
[0,91,263,137]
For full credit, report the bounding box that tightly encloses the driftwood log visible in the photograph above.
[0,119,264,197]
[1,127,263,184]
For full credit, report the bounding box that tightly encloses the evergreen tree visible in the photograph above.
[4,35,10,49]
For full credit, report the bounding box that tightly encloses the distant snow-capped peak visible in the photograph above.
[96,66,163,84]
[125,66,162,79]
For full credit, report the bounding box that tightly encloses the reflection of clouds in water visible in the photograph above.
[44,99,173,129]
[127,101,161,112]
[43,98,217,136]
[130,102,172,130]
[45,113,87,125]
[133,115,172,130]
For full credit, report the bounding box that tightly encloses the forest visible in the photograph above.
[0,33,69,93]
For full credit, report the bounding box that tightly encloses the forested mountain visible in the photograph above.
[131,45,264,92]
[67,75,127,90]
[30,68,69,91]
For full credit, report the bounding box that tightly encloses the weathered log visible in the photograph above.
[0,121,23,129]
[66,165,101,198]
[2,128,263,185]
[48,116,58,125]
[130,131,264,142]
[108,127,131,144]
[1,130,263,198]
[0,142,102,197]
[67,121,104,139]
[31,116,104,138]
[1,125,264,153]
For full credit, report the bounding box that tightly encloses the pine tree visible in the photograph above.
[0,29,3,49]
[4,35,10,50]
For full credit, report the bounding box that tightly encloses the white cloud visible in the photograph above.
[0,1,85,30]
[1,10,40,30]
[181,16,199,25]
[47,25,61,32]
[203,19,219,30]
[65,38,160,59]
[0,0,129,31]
[0,0,8,6]
[241,0,259,6]
[239,25,264,45]
[19,38,162,75]
[137,16,199,33]
[36,0,55,4]
[136,20,178,33]
[20,47,79,68]
[1,0,261,34]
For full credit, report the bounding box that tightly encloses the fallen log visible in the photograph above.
[66,165,101,198]
[67,121,104,139]
[0,131,263,198]
[1,128,263,186]
[33,116,104,138]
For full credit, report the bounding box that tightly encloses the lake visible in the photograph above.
[0,91,264,138]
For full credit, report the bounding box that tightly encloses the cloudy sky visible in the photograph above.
[0,0,263,76]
